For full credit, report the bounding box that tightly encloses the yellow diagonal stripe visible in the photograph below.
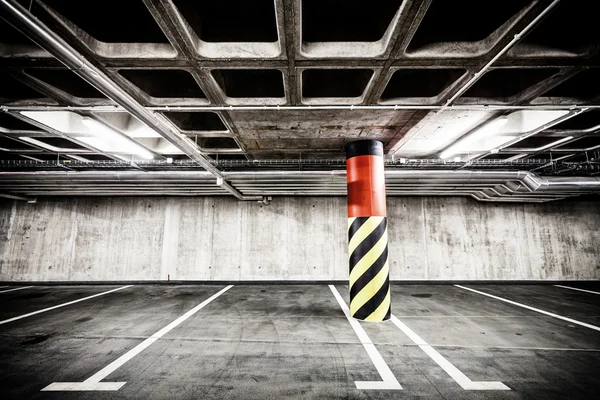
[348,216,384,257]
[349,227,388,287]
[364,288,391,322]
[350,260,389,316]
[347,217,356,229]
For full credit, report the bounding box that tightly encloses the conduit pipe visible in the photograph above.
[0,0,259,201]
[1,170,600,202]
[3,105,600,112]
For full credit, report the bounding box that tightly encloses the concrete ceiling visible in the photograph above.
[0,0,599,200]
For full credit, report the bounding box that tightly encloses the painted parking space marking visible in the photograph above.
[42,285,233,391]
[555,285,600,295]
[329,285,402,390]
[456,285,600,332]
[390,315,509,390]
[0,286,131,326]
[0,286,33,294]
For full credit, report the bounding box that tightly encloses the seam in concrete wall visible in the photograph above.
[160,198,180,281]
[67,202,78,281]
[514,204,527,279]
[420,197,430,280]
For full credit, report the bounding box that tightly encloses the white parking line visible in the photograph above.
[0,286,132,326]
[390,315,509,390]
[0,286,33,294]
[42,285,233,391]
[329,285,402,390]
[555,285,600,295]
[455,285,600,332]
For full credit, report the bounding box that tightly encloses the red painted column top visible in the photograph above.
[346,140,387,218]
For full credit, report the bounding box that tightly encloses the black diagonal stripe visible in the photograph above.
[350,244,388,298]
[348,217,369,241]
[352,276,391,321]
[349,218,386,271]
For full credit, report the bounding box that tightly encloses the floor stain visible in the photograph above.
[20,334,52,346]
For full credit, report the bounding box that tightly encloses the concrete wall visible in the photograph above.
[1,196,599,282]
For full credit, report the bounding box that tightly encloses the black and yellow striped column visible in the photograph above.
[346,140,390,321]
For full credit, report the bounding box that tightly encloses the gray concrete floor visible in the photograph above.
[0,283,599,399]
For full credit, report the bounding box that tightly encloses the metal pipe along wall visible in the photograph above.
[346,140,391,322]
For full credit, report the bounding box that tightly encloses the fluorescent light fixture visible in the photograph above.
[490,149,499,154]
[480,116,508,134]
[453,157,461,162]
[18,137,58,151]
[439,148,455,159]
[80,117,153,159]
[114,154,135,162]
[18,136,84,152]
[505,154,528,161]
[502,135,574,152]
[440,116,509,159]
[536,136,573,151]
[66,154,92,162]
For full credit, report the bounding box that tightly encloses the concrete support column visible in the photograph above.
[346,140,391,321]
